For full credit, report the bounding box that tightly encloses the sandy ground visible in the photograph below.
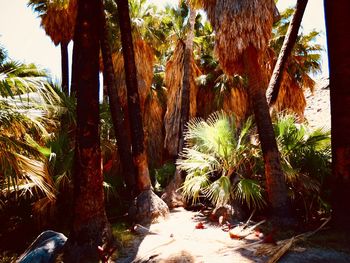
[117,208,267,263]
[304,78,330,130]
[116,208,350,263]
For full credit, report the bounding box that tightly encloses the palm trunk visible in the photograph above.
[115,0,169,223]
[178,8,196,153]
[266,0,308,106]
[162,8,196,209]
[99,0,136,197]
[61,42,69,95]
[324,0,350,228]
[102,69,109,103]
[116,0,151,192]
[63,0,114,261]
[243,45,291,221]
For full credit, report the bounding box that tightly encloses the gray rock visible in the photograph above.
[17,230,67,263]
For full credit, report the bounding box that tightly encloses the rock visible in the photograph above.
[17,230,67,263]
[212,203,247,224]
[129,190,170,224]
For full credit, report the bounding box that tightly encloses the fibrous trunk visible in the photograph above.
[99,0,136,198]
[61,41,69,95]
[243,45,291,221]
[63,0,114,261]
[266,0,308,107]
[116,0,151,192]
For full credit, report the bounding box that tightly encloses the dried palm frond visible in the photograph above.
[164,40,201,156]
[41,0,77,45]
[144,89,165,168]
[273,73,306,121]
[113,38,154,112]
[222,87,250,123]
[190,0,275,75]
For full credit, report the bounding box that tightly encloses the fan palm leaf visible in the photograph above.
[0,60,61,201]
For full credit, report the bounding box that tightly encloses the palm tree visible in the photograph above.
[98,0,137,198]
[62,0,114,261]
[266,0,308,107]
[105,0,166,171]
[116,0,169,223]
[178,112,266,211]
[28,0,77,94]
[324,0,350,229]
[189,0,292,220]
[163,2,201,157]
[266,6,322,121]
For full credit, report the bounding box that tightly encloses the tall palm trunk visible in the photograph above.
[61,42,69,95]
[243,45,291,220]
[99,0,136,198]
[324,0,350,228]
[63,0,114,261]
[162,7,196,208]
[116,0,151,192]
[179,8,196,153]
[266,0,308,106]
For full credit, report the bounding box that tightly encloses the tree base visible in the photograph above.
[161,169,186,209]
[61,218,116,263]
[129,190,169,224]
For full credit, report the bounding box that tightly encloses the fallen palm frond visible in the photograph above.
[164,40,201,156]
[255,217,331,262]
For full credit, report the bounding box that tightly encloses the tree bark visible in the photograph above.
[99,0,136,198]
[178,8,196,153]
[162,7,196,209]
[116,0,151,192]
[324,0,350,229]
[63,0,114,261]
[243,45,292,221]
[61,41,69,95]
[266,0,308,106]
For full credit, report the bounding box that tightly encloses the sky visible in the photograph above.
[0,0,328,82]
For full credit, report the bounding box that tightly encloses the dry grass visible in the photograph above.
[163,40,201,156]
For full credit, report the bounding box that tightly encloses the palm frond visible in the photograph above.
[233,178,266,210]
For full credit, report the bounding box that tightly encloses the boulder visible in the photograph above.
[17,230,67,263]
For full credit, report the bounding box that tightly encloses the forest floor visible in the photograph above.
[115,207,350,263]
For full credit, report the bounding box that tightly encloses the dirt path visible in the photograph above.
[115,207,350,263]
[117,208,266,263]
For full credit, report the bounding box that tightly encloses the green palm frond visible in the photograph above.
[204,176,231,207]
[233,178,266,210]
[178,112,258,208]
[273,114,331,216]
[0,56,62,201]
[181,172,210,204]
